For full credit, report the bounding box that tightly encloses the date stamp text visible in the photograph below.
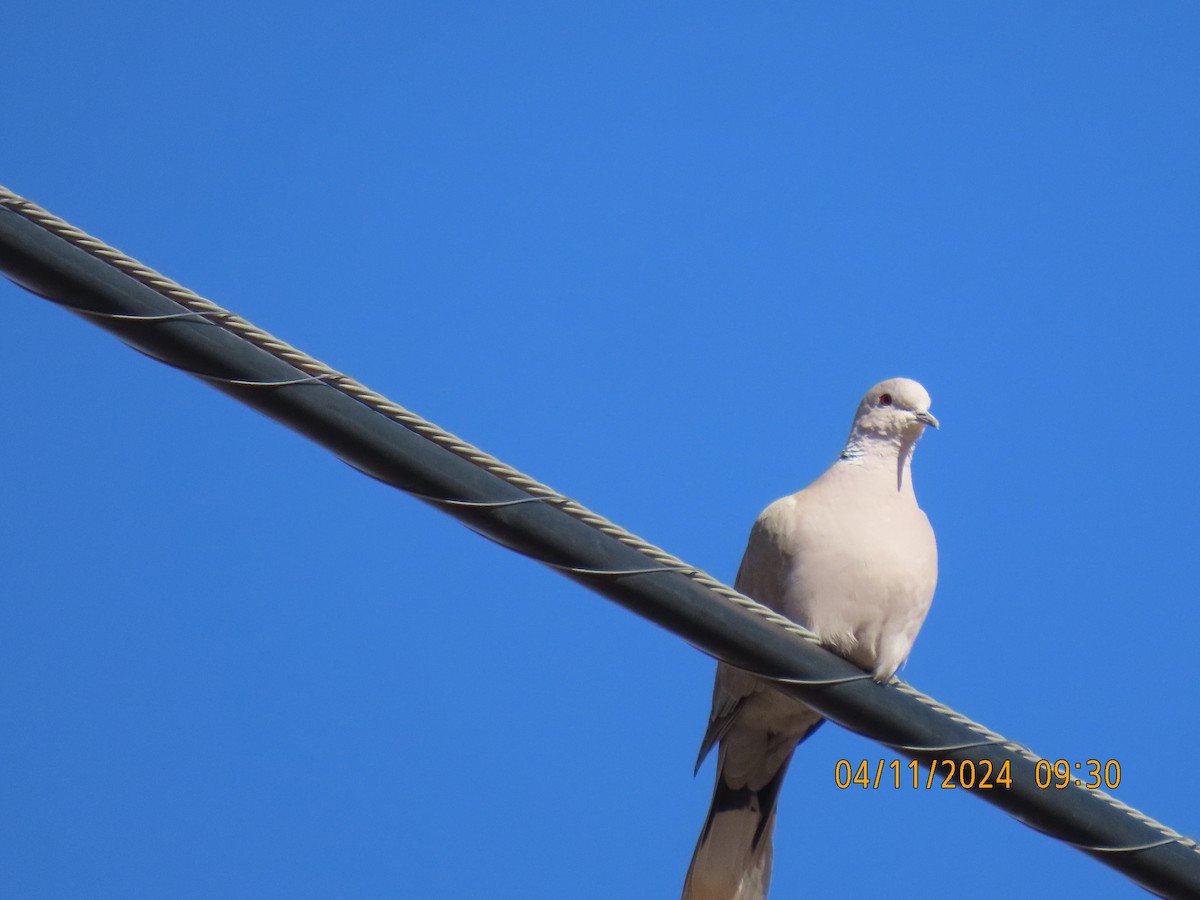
[834,758,1122,790]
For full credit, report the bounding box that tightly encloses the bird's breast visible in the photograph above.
[775,492,937,677]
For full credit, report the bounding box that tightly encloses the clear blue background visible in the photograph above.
[3,4,1197,898]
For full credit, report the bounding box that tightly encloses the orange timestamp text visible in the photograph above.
[834,758,1122,791]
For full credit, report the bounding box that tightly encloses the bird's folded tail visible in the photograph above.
[681,753,794,900]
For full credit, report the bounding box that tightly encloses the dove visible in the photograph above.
[681,378,939,900]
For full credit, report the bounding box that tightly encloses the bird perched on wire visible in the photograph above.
[682,378,940,900]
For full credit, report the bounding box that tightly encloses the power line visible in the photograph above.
[0,185,1194,899]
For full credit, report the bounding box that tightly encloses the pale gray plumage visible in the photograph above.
[682,378,939,900]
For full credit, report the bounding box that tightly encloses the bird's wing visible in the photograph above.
[694,508,793,772]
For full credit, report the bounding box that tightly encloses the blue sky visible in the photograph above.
[3,4,1198,898]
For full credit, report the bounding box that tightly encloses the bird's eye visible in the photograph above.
[878,393,893,407]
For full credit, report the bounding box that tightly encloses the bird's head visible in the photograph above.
[850,378,939,442]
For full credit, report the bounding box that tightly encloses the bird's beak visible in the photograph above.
[915,410,940,429]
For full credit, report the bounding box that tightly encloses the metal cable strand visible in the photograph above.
[889,680,1200,851]
[2,184,1196,873]
[0,185,824,651]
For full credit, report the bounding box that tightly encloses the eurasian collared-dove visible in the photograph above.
[682,378,939,900]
